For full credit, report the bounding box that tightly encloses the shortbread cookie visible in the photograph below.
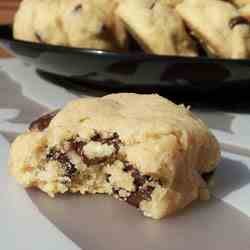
[116,0,197,56]
[176,0,250,58]
[9,94,220,219]
[13,0,128,51]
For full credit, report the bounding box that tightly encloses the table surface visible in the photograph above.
[0,0,20,58]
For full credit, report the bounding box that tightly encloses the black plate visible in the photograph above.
[1,24,250,95]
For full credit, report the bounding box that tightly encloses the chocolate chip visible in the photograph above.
[202,170,215,183]
[29,110,60,132]
[91,132,122,151]
[112,188,120,196]
[71,140,86,155]
[47,148,77,177]
[131,169,147,189]
[123,161,148,190]
[106,174,111,182]
[229,16,250,29]
[46,147,60,161]
[71,138,117,166]
[123,161,134,172]
[91,133,102,142]
[73,4,82,13]
[126,186,154,208]
[35,32,44,43]
[149,0,157,9]
[71,140,108,165]
[70,133,122,166]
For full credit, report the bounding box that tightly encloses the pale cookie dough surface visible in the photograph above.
[116,0,197,56]
[229,0,250,7]
[240,4,250,19]
[13,0,128,51]
[176,0,250,58]
[9,93,220,219]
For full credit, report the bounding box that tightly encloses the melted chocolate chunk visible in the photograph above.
[112,188,120,196]
[47,148,77,177]
[229,17,250,29]
[73,4,82,12]
[29,110,60,132]
[35,32,44,43]
[131,169,147,189]
[123,161,134,172]
[71,140,86,155]
[123,161,149,190]
[71,133,122,166]
[121,161,156,207]
[71,140,108,165]
[202,170,215,183]
[126,186,154,208]
[91,132,121,151]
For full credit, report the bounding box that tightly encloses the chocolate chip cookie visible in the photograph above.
[176,0,250,58]
[229,0,250,7]
[13,0,128,51]
[240,4,250,20]
[116,0,197,56]
[9,93,220,219]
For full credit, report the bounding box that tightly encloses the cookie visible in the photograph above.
[13,0,38,43]
[228,0,250,7]
[164,0,184,8]
[116,0,197,56]
[9,93,220,219]
[13,0,128,51]
[60,0,128,50]
[240,4,250,20]
[29,110,60,132]
[176,0,250,58]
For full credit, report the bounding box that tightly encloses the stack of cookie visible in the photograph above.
[13,0,250,58]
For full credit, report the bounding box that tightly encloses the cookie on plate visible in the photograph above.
[240,4,250,20]
[228,0,250,7]
[60,0,128,50]
[13,0,128,51]
[13,0,38,43]
[176,0,250,58]
[116,0,197,56]
[9,93,220,219]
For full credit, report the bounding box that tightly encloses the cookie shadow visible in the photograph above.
[213,156,250,198]
[26,186,250,250]
[0,131,19,143]
[0,72,48,123]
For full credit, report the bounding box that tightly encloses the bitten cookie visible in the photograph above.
[9,93,220,219]
[176,0,250,58]
[13,0,128,51]
[116,0,197,56]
